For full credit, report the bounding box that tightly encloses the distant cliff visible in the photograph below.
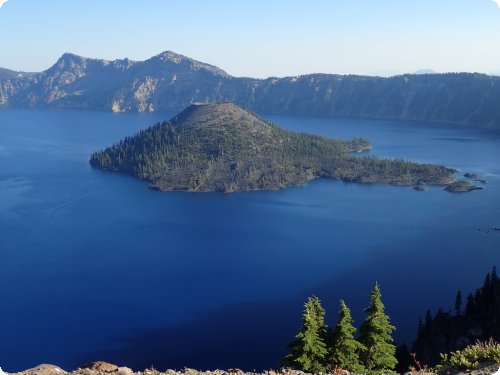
[1,51,500,128]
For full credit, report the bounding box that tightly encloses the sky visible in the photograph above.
[0,0,499,78]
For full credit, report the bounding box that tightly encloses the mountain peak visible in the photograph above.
[56,52,87,64]
[150,50,230,77]
[170,102,259,130]
[154,50,186,64]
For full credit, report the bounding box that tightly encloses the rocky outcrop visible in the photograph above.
[5,363,500,375]
[1,52,500,128]
[444,180,483,192]
[5,366,351,375]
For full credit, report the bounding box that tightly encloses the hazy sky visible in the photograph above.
[1,0,499,77]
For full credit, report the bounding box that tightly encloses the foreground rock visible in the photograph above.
[81,363,119,373]
[7,363,500,375]
[90,103,456,193]
[437,361,500,375]
[9,364,66,375]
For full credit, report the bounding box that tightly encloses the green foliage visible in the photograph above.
[359,283,398,374]
[439,339,500,370]
[327,300,366,373]
[284,296,328,373]
[413,266,500,366]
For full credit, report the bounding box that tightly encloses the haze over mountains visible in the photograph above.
[1,51,500,128]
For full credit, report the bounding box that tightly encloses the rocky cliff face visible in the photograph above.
[1,51,500,128]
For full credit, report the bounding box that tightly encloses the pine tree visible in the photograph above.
[492,266,498,283]
[465,293,475,316]
[327,300,366,373]
[284,296,328,373]
[455,290,462,315]
[359,283,398,374]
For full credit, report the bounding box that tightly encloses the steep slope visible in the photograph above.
[1,51,500,128]
[89,103,455,192]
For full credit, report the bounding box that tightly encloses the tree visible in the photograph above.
[327,300,366,373]
[465,293,475,316]
[284,296,328,373]
[455,290,462,315]
[359,283,398,374]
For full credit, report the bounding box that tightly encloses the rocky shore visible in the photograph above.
[3,361,500,375]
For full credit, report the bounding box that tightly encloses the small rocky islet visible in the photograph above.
[444,180,484,193]
[90,102,457,193]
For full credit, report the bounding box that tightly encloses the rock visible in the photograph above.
[413,185,427,191]
[117,368,133,375]
[10,364,67,375]
[437,361,500,375]
[464,173,482,179]
[80,362,118,373]
[445,180,483,193]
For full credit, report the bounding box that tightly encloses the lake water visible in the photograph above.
[1,109,499,371]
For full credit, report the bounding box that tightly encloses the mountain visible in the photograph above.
[0,67,34,80]
[413,69,438,75]
[0,67,20,80]
[2,51,500,128]
[89,103,455,192]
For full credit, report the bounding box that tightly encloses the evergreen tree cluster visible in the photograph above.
[284,284,397,374]
[411,266,500,366]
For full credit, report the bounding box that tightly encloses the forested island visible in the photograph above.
[90,103,456,192]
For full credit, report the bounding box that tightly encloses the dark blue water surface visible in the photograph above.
[1,109,499,371]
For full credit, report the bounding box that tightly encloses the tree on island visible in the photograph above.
[327,300,366,373]
[359,283,398,374]
[284,296,328,373]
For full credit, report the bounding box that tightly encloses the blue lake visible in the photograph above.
[0,109,499,371]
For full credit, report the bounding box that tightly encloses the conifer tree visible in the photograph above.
[359,283,398,374]
[465,293,475,316]
[327,300,366,373]
[284,296,328,373]
[455,290,462,315]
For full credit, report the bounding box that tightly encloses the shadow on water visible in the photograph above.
[78,299,301,371]
[81,241,497,372]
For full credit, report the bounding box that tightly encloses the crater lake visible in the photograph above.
[1,109,499,371]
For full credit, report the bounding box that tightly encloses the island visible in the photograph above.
[89,102,457,193]
[444,180,483,193]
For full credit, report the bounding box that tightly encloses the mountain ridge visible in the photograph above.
[1,51,500,128]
